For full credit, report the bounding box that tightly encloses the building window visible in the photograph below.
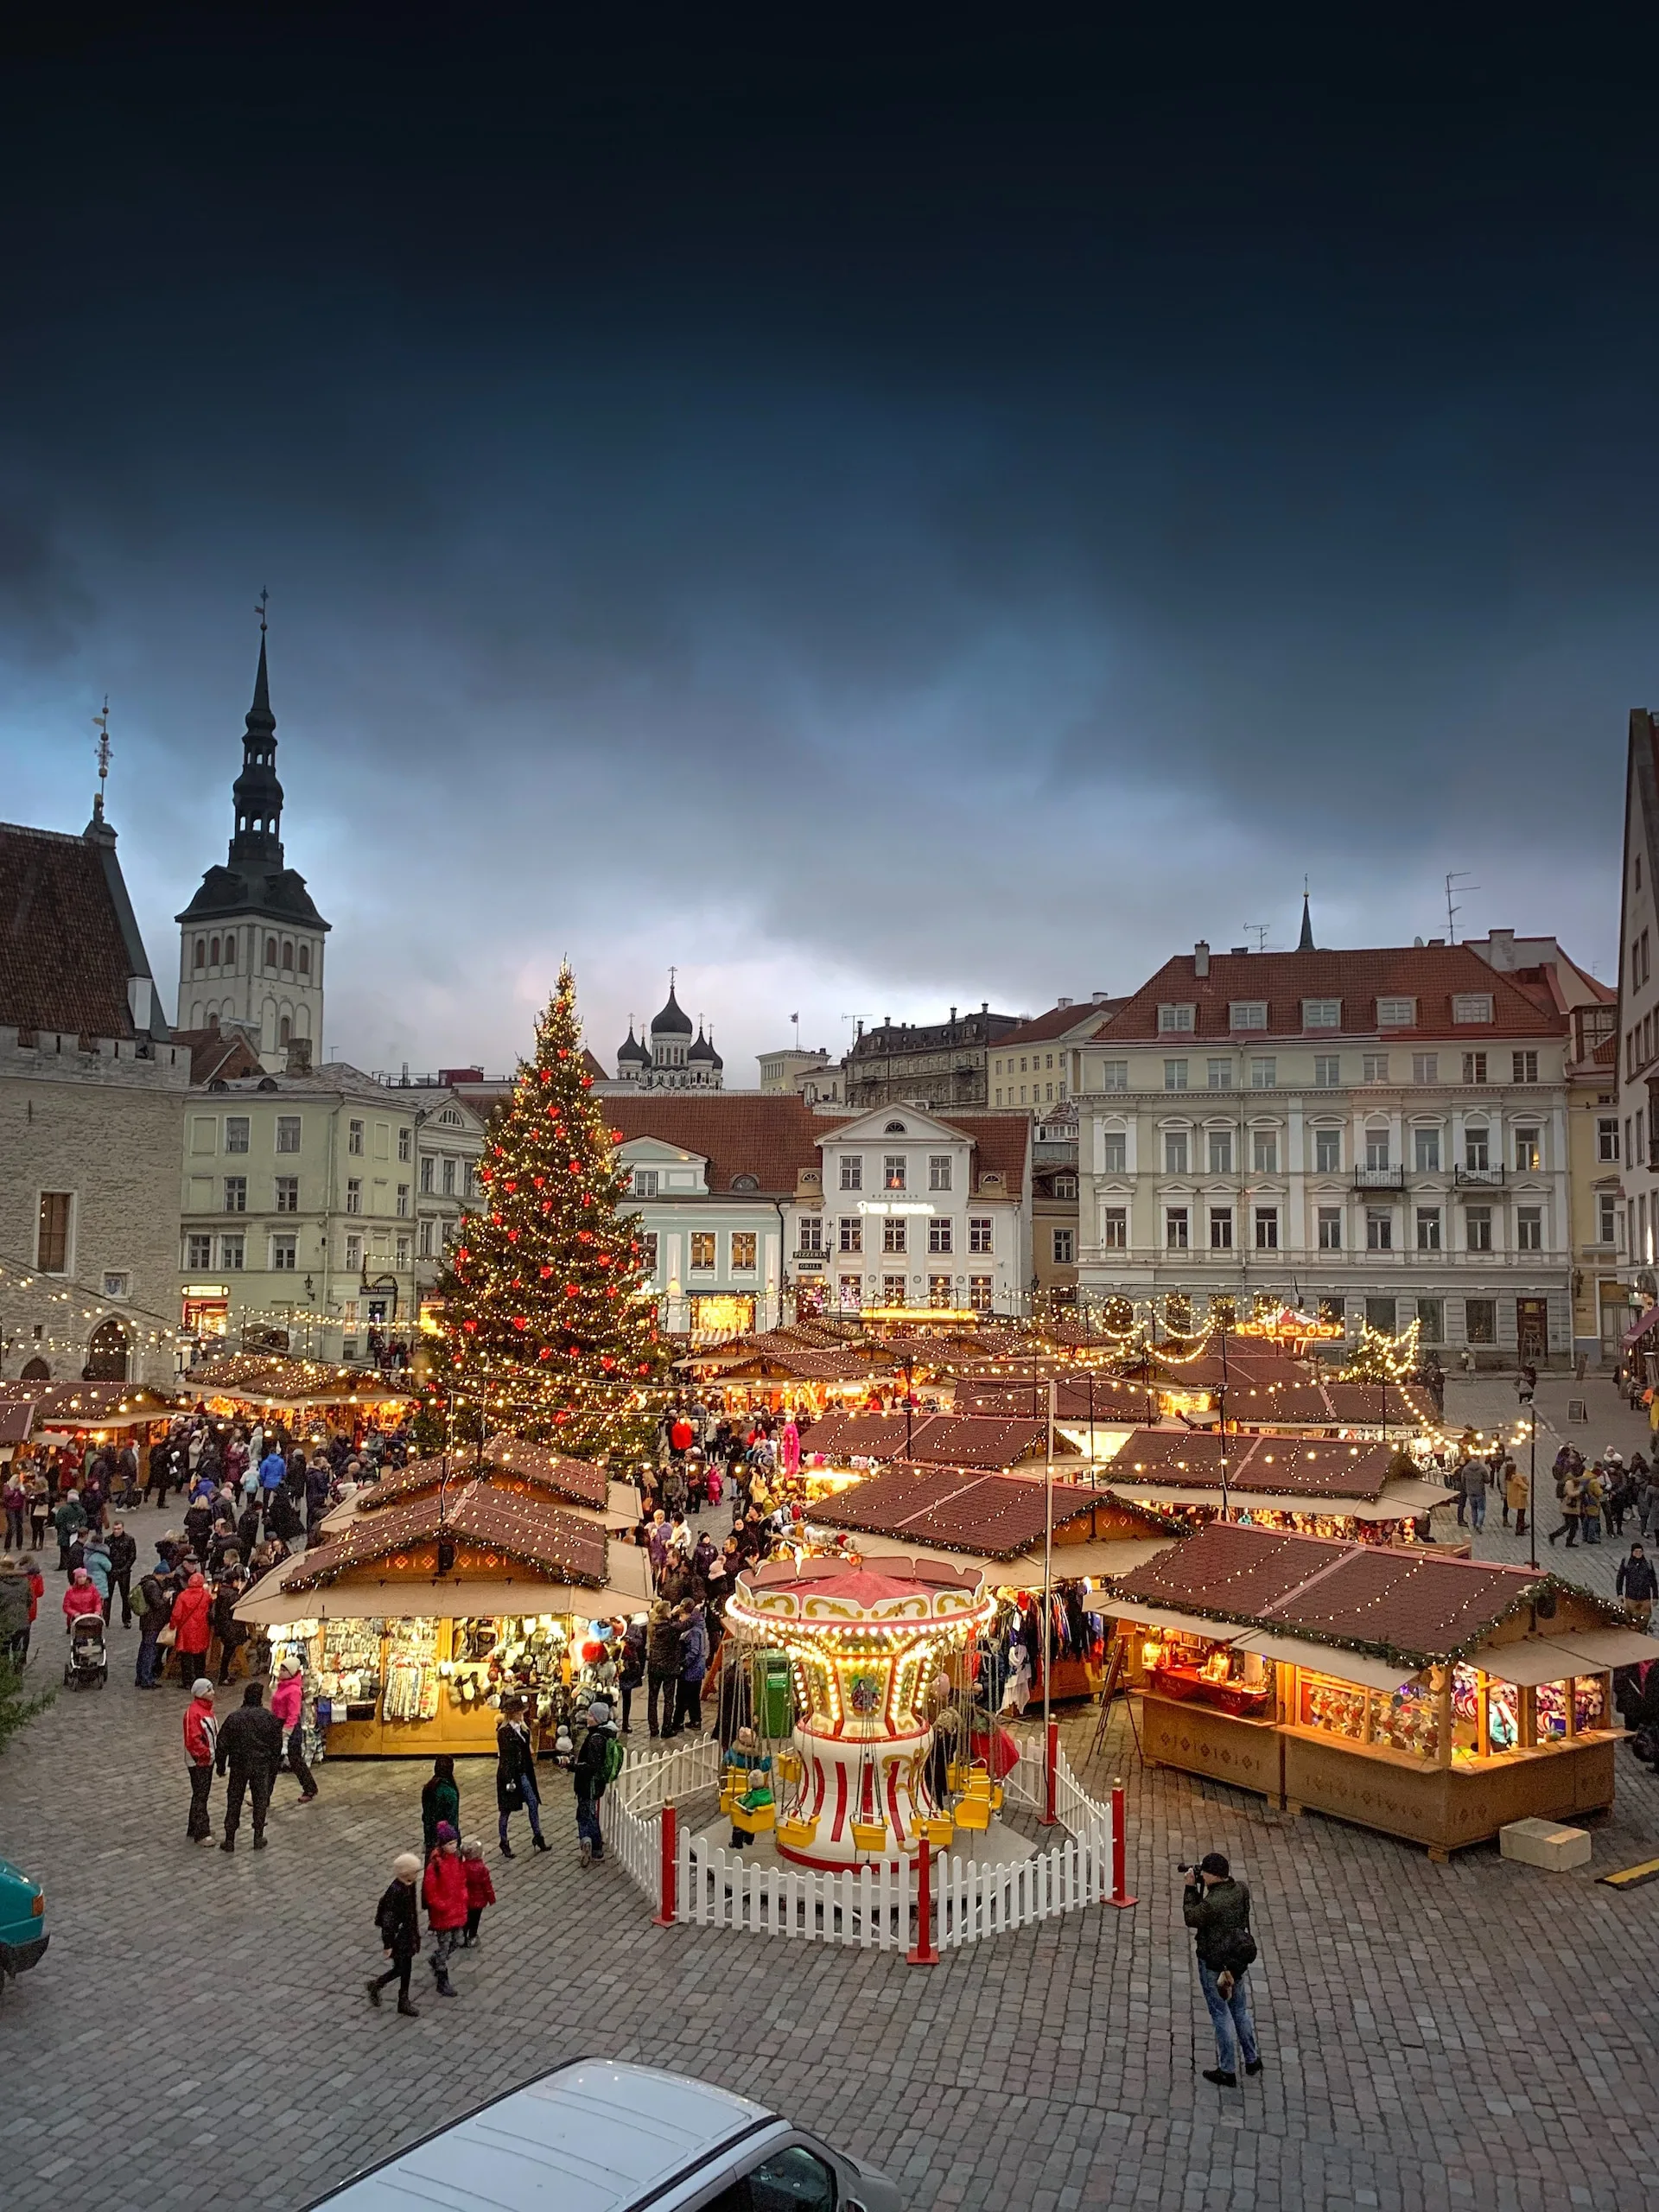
[395,1125,411,1162]
[225,1116,250,1154]
[270,1233,297,1271]
[836,1215,864,1256]
[186,1233,213,1269]
[1462,1052,1488,1084]
[633,1170,661,1201]
[879,1274,906,1306]
[1166,1207,1189,1250]
[463,1163,474,1199]
[1465,1125,1490,1171]
[396,1183,410,1217]
[442,1157,457,1197]
[882,1217,907,1255]
[1315,1128,1341,1173]
[1366,1297,1397,1334]
[1599,1117,1619,1162]
[928,1217,952,1254]
[1465,1298,1497,1345]
[1516,1206,1542,1251]
[1250,1057,1277,1090]
[274,1176,299,1213]
[1364,1128,1389,1171]
[194,938,206,971]
[1164,1058,1189,1090]
[1158,1003,1195,1032]
[1103,1208,1128,1249]
[1164,1130,1189,1173]
[1412,1053,1439,1084]
[1514,1128,1541,1171]
[884,1155,906,1192]
[840,1156,862,1191]
[1102,1133,1127,1172]
[1377,997,1415,1027]
[731,1232,757,1271]
[926,1274,953,1308]
[1599,1193,1618,1244]
[1207,1130,1232,1173]
[264,935,277,967]
[1416,1207,1441,1251]
[638,1231,658,1274]
[1465,1206,1493,1253]
[396,1234,410,1267]
[1313,1055,1340,1088]
[1362,1052,1389,1084]
[421,1155,435,1193]
[1366,1209,1393,1251]
[346,1178,362,1214]
[968,1276,993,1313]
[344,1233,362,1269]
[928,1155,952,1191]
[1415,1298,1443,1343]
[418,1217,434,1258]
[1414,1127,1441,1172]
[1210,1207,1234,1249]
[1251,1129,1278,1173]
[1317,1206,1342,1250]
[690,1233,715,1271]
[1302,999,1341,1029]
[1207,1058,1233,1090]
[1101,1060,1128,1092]
[1254,1206,1279,1250]
[1452,995,1493,1025]
[797,1216,823,1256]
[224,1177,247,1213]
[348,1118,365,1155]
[275,1115,301,1153]
[1511,1051,1538,1084]
[1052,1173,1077,1198]
[1052,1227,1075,1264]
[1230,1001,1268,1029]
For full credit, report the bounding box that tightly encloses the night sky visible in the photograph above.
[3,18,1654,1076]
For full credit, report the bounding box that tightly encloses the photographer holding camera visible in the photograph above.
[1181,1852,1263,2088]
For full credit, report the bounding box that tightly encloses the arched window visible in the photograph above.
[298,944,310,976]
[20,1356,49,1382]
[282,938,294,969]
[209,935,220,966]
[266,936,278,967]
[86,1317,129,1382]
[194,938,206,972]
[224,937,236,972]
[279,1014,292,1046]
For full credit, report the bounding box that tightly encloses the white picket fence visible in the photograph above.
[608,1729,1121,1953]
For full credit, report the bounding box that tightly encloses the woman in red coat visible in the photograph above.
[421,1824,467,1996]
[168,1572,212,1688]
[61,1567,103,1625]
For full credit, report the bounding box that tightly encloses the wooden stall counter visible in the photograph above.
[1280,1726,1617,1857]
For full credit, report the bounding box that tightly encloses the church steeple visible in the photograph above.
[228,620,285,867]
[1298,890,1315,952]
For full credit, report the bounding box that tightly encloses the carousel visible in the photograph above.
[720,1554,1007,1868]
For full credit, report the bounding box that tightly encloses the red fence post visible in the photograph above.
[1109,1778,1136,1909]
[907,1835,938,1965]
[1041,1719,1058,1826]
[653,1801,678,1926]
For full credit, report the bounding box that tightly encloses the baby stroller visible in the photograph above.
[63,1611,108,1690]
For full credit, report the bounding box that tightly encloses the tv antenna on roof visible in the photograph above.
[1242,924,1269,953]
[92,696,111,820]
[1445,871,1478,944]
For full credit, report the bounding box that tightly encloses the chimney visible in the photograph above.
[1485,928,1516,969]
[949,1006,957,1022]
[1194,940,1211,978]
[127,976,153,1031]
[1056,996,1072,1009]
[980,1001,988,1014]
[284,1036,314,1076]
[1091,990,1108,1004]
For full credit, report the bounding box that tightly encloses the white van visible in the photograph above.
[308,2059,903,2212]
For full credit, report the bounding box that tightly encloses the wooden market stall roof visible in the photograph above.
[800,1409,1078,1470]
[955,1374,1159,1424]
[707,1345,892,1383]
[812,1460,1175,1560]
[1104,1430,1413,1502]
[340,1436,633,1526]
[1103,1520,1649,1669]
[276,1478,608,1592]
[183,1353,411,1409]
[0,1378,184,1442]
[1318,1381,1439,1429]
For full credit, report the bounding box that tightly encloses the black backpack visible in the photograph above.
[1212,1927,1258,1975]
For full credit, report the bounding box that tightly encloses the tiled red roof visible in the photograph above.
[0,823,148,1038]
[1102,943,1564,1043]
[999,1000,1125,1047]
[608,1095,848,1194]
[174,1024,266,1084]
[283,1478,607,1589]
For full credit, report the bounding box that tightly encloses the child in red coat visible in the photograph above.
[461,1837,496,1947]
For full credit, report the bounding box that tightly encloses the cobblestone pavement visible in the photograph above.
[3,1446,1657,2212]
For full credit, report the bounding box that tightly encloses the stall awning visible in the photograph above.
[1621,1303,1659,1351]
[1097,1600,1244,1643]
[1474,1638,1588,1687]
[1229,1629,1421,1694]
[1548,1627,1659,1671]
[235,1573,644,1627]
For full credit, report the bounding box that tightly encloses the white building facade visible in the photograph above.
[1069,939,1573,1361]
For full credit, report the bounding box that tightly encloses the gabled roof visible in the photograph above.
[608,1094,843,1193]
[1103,1429,1402,1501]
[172,1023,266,1084]
[353,1438,608,1512]
[0,820,167,1040]
[1101,943,1564,1043]
[278,1478,607,1591]
[810,1462,1147,1560]
[800,1409,1071,1468]
[999,1000,1126,1047]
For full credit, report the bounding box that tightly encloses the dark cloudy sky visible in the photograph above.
[3,16,1653,1076]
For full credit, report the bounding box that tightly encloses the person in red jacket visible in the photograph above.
[183,1679,218,1845]
[168,1572,213,1688]
[61,1566,103,1627]
[460,1838,496,1947]
[421,1823,467,1995]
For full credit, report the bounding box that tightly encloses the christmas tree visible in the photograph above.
[436,965,670,1455]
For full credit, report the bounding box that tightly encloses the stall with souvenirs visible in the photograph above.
[180,1352,414,1455]
[0,1379,184,1478]
[235,1477,647,1757]
[1103,1520,1652,1856]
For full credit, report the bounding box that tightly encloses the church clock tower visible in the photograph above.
[175,614,330,1065]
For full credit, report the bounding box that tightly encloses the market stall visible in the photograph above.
[796,1408,1077,1504]
[328,1433,639,1530]
[181,1352,412,1446]
[0,1379,184,1466]
[1103,1520,1653,1856]
[1101,1429,1454,1544]
[235,1478,648,1757]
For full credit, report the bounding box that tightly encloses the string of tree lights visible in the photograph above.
[432,965,672,1459]
[0,1248,186,1362]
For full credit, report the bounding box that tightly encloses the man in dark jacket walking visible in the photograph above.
[106,1522,137,1628]
[646,1601,683,1738]
[1183,1853,1263,2088]
[1617,1542,1658,1626]
[215,1681,284,1851]
[573,1699,615,1864]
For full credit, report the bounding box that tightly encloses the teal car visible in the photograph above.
[0,1855,47,1989]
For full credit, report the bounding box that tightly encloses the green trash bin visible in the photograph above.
[760,1652,793,1740]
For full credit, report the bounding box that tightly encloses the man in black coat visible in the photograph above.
[215,1681,284,1852]
[1183,1853,1263,2088]
[105,1522,137,1628]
